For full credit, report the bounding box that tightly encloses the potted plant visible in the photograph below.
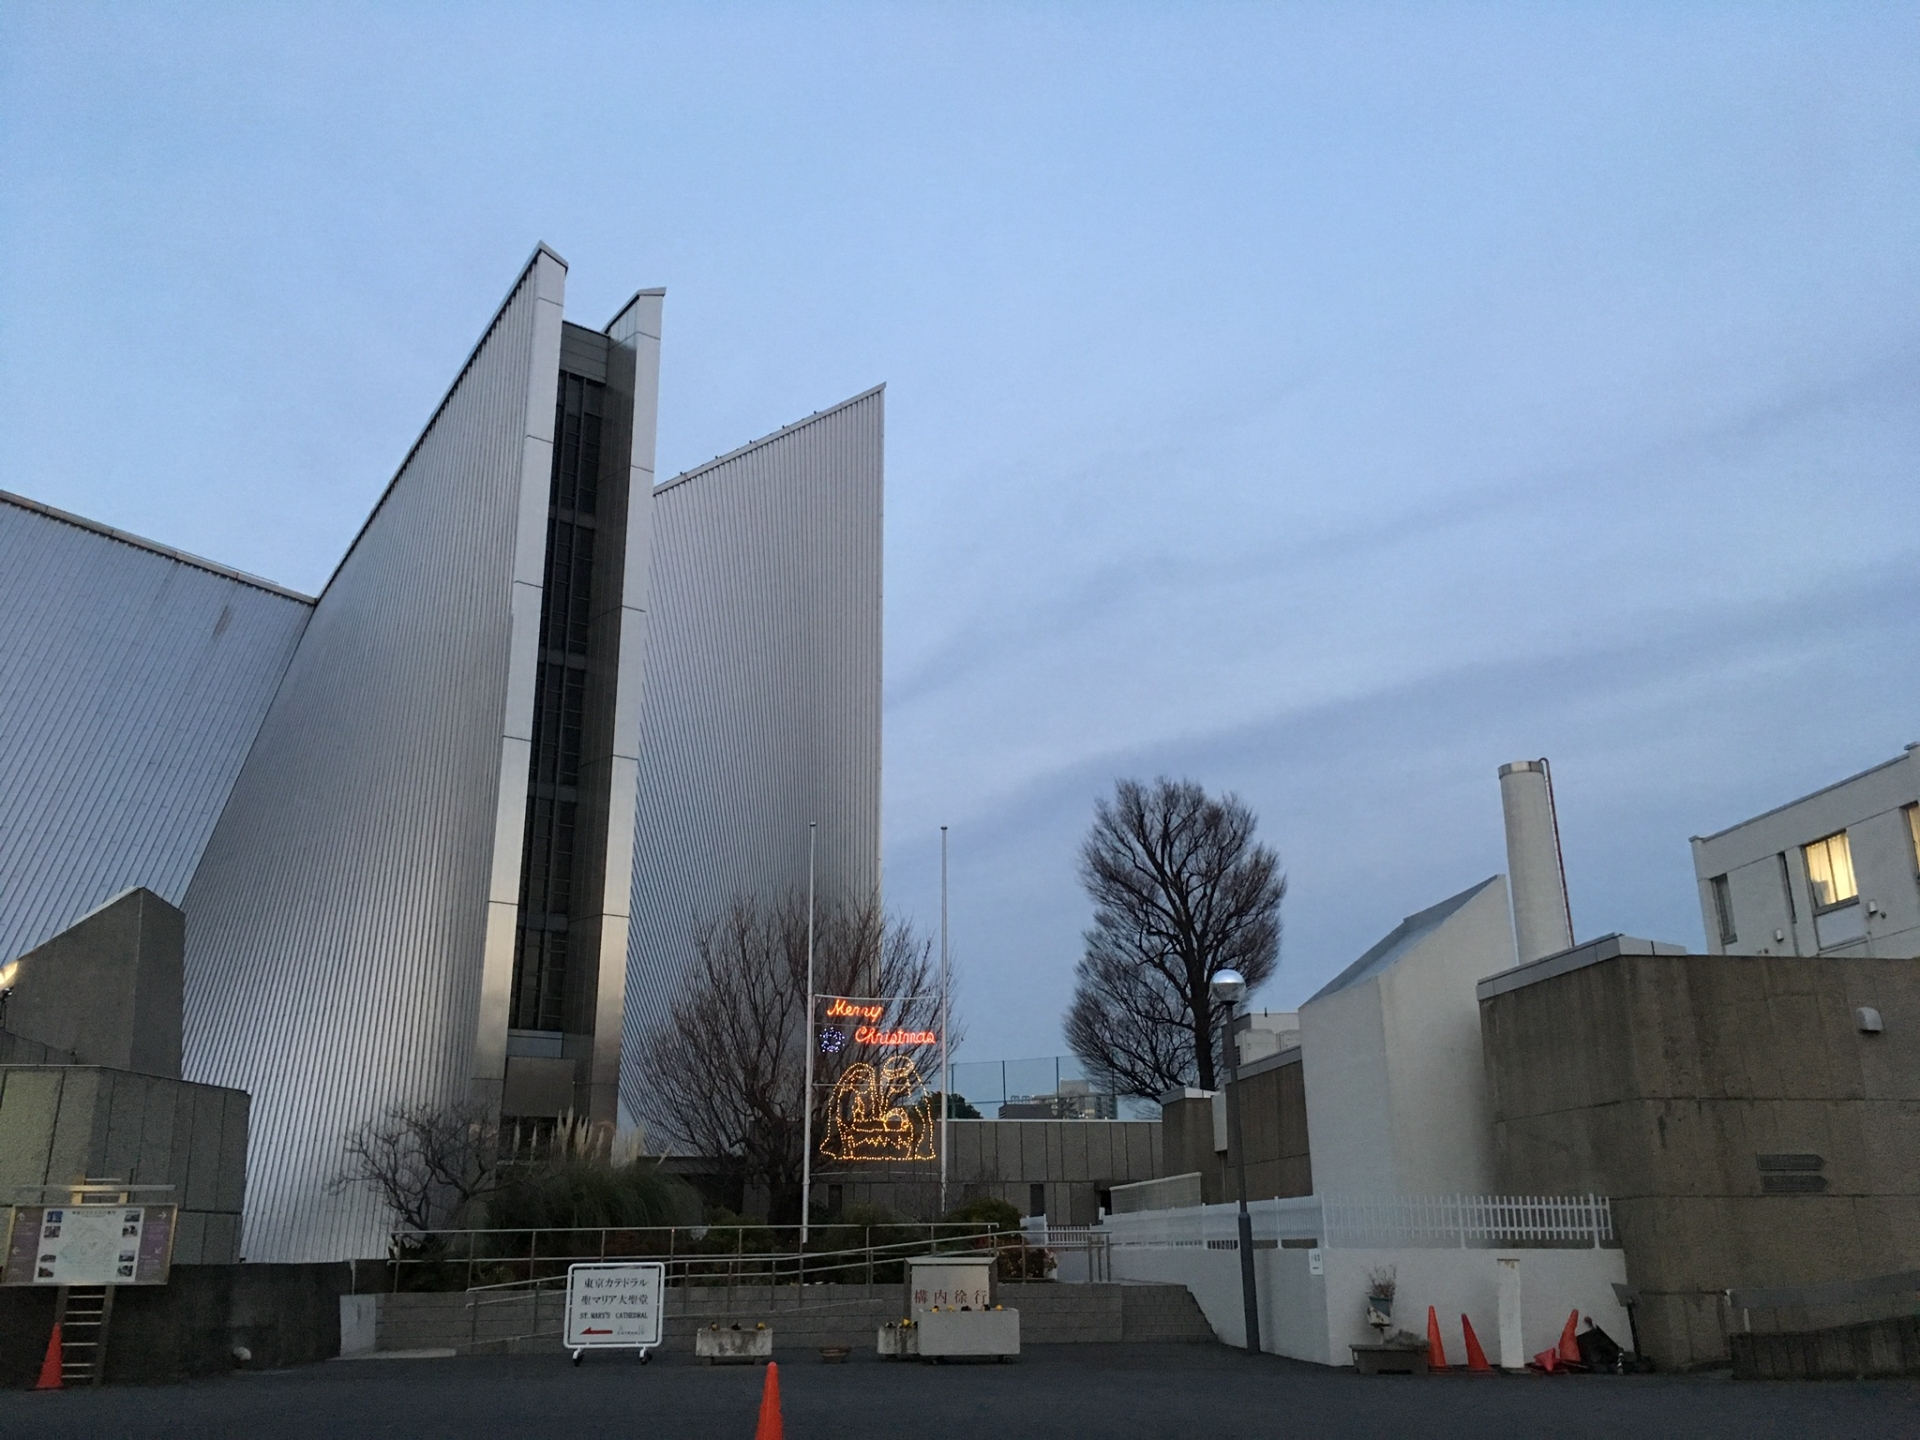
[1364,1266,1396,1333]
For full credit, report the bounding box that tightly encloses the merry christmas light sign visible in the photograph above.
[813,993,940,1163]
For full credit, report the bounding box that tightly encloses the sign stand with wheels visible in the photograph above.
[564,1261,664,1365]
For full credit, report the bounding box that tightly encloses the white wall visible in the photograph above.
[1300,876,1515,1197]
[1380,878,1514,1195]
[1299,981,1394,1194]
[1110,1243,1630,1368]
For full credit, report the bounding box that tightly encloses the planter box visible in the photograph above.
[918,1309,1020,1359]
[1351,1345,1428,1376]
[696,1326,773,1364]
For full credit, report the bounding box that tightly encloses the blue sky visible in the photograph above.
[5,4,1918,1064]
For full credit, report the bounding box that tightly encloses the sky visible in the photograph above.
[4,3,1919,1068]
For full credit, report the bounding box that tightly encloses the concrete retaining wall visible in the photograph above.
[0,1263,350,1386]
[367,1281,1213,1356]
[1110,1244,1629,1368]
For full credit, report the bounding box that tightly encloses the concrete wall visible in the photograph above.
[1302,876,1514,1197]
[0,1029,75,1065]
[0,1064,248,1263]
[1109,1242,1628,1367]
[3,888,183,1078]
[1480,945,1920,1370]
[821,1119,1162,1223]
[0,1263,349,1385]
[1160,1057,1311,1206]
[1158,1093,1227,1202]
[366,1281,1211,1356]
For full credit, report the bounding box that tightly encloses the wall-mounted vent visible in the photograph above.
[1756,1153,1827,1194]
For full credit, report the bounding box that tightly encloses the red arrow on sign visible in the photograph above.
[583,1328,612,1335]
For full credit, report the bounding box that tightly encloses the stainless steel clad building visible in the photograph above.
[0,247,883,1261]
[622,389,885,1113]
[0,493,311,967]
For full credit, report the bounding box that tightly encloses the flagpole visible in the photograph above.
[801,821,817,1249]
[939,825,950,1216]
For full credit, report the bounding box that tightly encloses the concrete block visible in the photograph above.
[340,1294,377,1356]
[918,1308,1018,1357]
[695,1324,772,1363]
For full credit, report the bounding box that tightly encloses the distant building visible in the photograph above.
[1691,747,1920,957]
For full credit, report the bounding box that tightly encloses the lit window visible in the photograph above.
[1709,875,1736,946]
[1802,832,1857,911]
[1907,805,1920,874]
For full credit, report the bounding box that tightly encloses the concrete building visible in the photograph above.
[1691,746,1920,959]
[0,890,249,1263]
[1480,934,1918,1370]
[0,246,883,1261]
[1299,876,1516,1198]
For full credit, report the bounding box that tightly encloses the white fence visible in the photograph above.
[1100,1194,1614,1251]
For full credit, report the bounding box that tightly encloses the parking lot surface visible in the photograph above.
[1,1342,1917,1439]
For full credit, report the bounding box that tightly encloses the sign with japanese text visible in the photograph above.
[906,1256,993,1315]
[564,1262,664,1350]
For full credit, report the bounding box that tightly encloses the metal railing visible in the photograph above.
[382,1221,1035,1293]
[1100,1194,1615,1251]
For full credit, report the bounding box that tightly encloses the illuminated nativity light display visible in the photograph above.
[813,995,940,1163]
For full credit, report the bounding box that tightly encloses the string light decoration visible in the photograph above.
[819,1055,936,1162]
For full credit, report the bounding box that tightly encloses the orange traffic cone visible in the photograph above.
[1531,1345,1557,1373]
[1460,1314,1493,1373]
[753,1359,782,1440]
[1426,1306,1449,1371]
[34,1322,63,1390]
[1556,1310,1582,1366]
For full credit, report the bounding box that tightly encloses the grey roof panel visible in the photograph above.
[1306,876,1503,1004]
[0,501,309,965]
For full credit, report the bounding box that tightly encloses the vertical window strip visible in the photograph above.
[509,368,607,1043]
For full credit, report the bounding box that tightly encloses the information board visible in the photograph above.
[564,1262,664,1353]
[1,1205,176,1286]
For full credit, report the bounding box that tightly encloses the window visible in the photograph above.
[1802,832,1857,911]
[1709,875,1736,946]
[1907,805,1920,874]
[1777,853,1797,923]
[1029,1184,1046,1218]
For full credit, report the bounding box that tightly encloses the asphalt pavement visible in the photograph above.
[1,1342,1917,1439]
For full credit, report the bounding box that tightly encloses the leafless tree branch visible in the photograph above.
[1065,777,1284,1097]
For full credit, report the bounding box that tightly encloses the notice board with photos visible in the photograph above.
[1,1204,178,1286]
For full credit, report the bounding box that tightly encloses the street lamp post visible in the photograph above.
[1211,968,1261,1357]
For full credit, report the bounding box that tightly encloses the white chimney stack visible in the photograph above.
[1499,759,1574,964]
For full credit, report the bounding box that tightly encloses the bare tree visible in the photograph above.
[636,892,945,1223]
[1065,777,1284,1097]
[335,1102,502,1235]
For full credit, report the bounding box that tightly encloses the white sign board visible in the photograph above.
[564,1262,664,1353]
[35,1206,144,1286]
[907,1255,993,1314]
